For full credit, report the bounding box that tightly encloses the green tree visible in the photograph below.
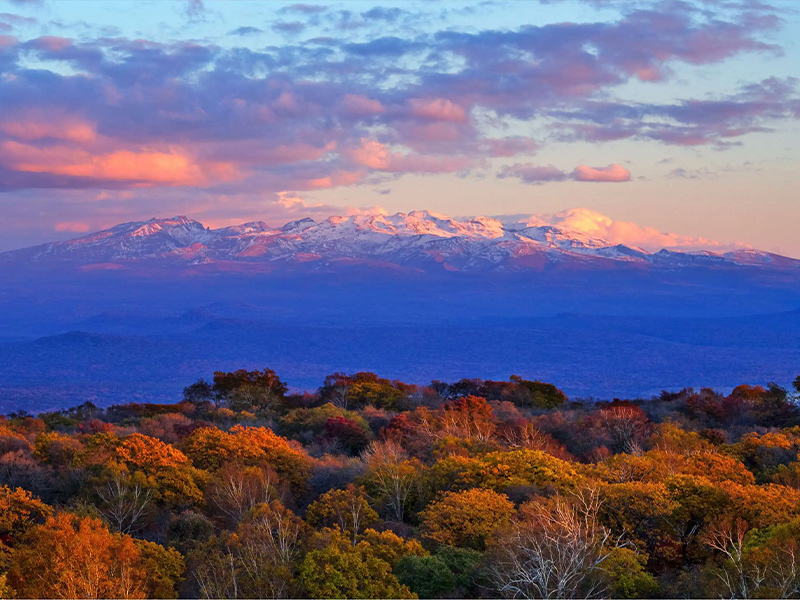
[299,529,416,599]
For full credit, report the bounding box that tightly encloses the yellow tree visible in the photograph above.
[420,488,515,550]
[305,485,378,544]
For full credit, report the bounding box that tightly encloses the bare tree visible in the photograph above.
[236,502,305,598]
[599,405,651,454]
[206,464,276,524]
[361,439,420,522]
[194,545,239,599]
[487,488,615,599]
[703,517,800,599]
[96,470,153,535]
[194,502,305,599]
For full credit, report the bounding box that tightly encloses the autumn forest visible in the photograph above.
[2,370,800,599]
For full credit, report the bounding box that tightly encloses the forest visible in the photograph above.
[2,370,800,599]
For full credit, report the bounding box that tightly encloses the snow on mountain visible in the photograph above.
[2,211,797,273]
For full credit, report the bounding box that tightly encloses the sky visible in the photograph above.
[0,0,798,254]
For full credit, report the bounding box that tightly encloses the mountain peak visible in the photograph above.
[2,209,797,274]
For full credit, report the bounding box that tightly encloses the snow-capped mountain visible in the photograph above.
[2,211,797,273]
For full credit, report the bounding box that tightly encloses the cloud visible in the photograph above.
[498,163,630,183]
[347,139,472,174]
[0,0,794,240]
[0,115,97,143]
[0,141,239,188]
[228,26,262,36]
[278,4,328,15]
[550,77,800,147]
[508,208,740,252]
[497,164,569,183]
[54,221,90,233]
[272,21,306,35]
[571,164,631,182]
[341,94,384,116]
[409,98,468,122]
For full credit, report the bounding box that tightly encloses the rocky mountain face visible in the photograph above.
[2,212,797,273]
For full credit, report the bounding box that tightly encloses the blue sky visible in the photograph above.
[0,0,798,254]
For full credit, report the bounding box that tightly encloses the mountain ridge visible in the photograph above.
[2,211,797,274]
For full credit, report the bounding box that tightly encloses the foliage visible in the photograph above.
[6,367,800,599]
[601,547,658,599]
[299,528,417,599]
[420,488,515,550]
[305,484,378,542]
[7,513,148,599]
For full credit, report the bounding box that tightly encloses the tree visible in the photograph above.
[596,481,677,563]
[192,501,308,599]
[94,467,154,534]
[396,546,483,599]
[601,547,658,599]
[598,404,650,454]
[234,501,308,598]
[486,489,615,599]
[299,528,415,599]
[183,379,214,406]
[305,485,378,544]
[360,440,423,522]
[323,417,372,455]
[319,372,407,411]
[7,513,147,599]
[212,368,288,412]
[508,376,568,409]
[703,517,761,599]
[420,488,515,550]
[135,539,185,599]
[0,485,53,541]
[205,463,277,525]
[182,425,311,494]
[439,395,496,442]
[428,449,581,496]
[394,554,457,599]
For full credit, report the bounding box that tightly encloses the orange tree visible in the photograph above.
[182,425,311,494]
[7,513,155,599]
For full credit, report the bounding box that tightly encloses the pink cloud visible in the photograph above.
[498,162,631,184]
[514,208,741,252]
[571,164,631,182]
[347,139,472,174]
[1,141,240,187]
[0,118,97,143]
[54,221,90,233]
[307,169,366,189]
[409,98,468,122]
[31,36,72,52]
[342,94,384,115]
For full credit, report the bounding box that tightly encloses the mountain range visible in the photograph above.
[3,212,798,273]
[1,210,800,410]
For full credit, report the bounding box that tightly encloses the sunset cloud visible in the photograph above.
[571,164,631,183]
[510,208,739,252]
[0,141,239,187]
[0,0,796,252]
[497,163,631,184]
